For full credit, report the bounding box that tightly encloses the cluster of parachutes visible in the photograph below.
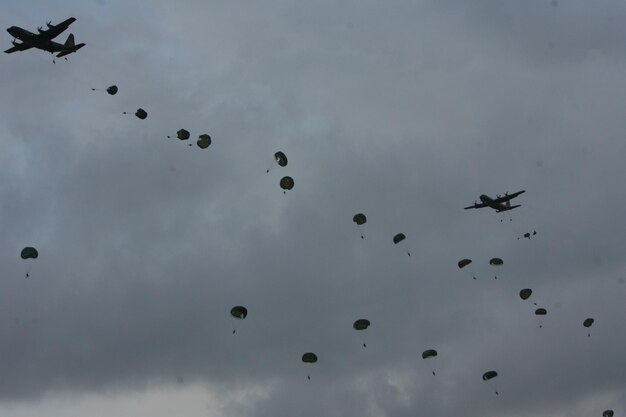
[266,151,293,193]
[457,257,503,279]
[93,85,211,149]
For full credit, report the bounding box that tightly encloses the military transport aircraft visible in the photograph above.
[4,17,85,61]
[464,190,526,212]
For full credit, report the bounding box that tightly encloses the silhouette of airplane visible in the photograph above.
[5,17,85,62]
[464,190,526,212]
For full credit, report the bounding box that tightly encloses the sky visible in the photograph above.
[1,0,625,416]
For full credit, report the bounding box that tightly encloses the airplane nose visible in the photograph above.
[7,26,18,36]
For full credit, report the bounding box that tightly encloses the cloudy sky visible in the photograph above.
[1,0,625,416]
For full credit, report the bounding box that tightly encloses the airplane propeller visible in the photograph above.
[46,21,53,28]
[37,26,43,32]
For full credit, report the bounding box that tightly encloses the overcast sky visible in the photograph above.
[1,1,625,416]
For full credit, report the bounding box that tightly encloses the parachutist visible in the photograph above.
[432,371,435,376]
[363,343,366,348]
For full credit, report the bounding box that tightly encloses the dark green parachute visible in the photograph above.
[302,352,317,380]
[302,352,317,363]
[274,151,288,167]
[535,308,547,315]
[230,306,247,334]
[603,410,614,417]
[197,134,211,149]
[422,349,438,375]
[353,319,370,330]
[458,258,472,269]
[353,213,367,239]
[124,108,147,119]
[489,258,503,279]
[393,233,406,244]
[353,213,367,225]
[280,176,294,192]
[422,349,437,359]
[20,247,39,259]
[482,370,499,395]
[482,370,498,381]
[583,318,595,337]
[168,129,190,140]
[230,306,248,319]
[519,288,532,300]
[91,85,118,95]
[393,233,410,256]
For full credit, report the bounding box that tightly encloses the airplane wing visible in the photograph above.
[4,42,33,53]
[493,190,525,204]
[37,17,76,40]
[464,202,488,210]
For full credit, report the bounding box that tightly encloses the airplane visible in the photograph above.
[464,190,526,212]
[4,17,85,62]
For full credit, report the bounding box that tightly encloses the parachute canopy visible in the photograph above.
[302,352,317,363]
[353,319,370,331]
[197,134,211,149]
[489,258,503,266]
[230,306,248,319]
[422,349,438,359]
[519,288,532,300]
[535,308,547,315]
[353,213,367,225]
[274,151,288,167]
[482,370,498,381]
[124,108,147,119]
[458,258,472,269]
[20,247,38,259]
[583,318,594,328]
[175,129,190,140]
[393,233,406,244]
[603,410,614,417]
[280,176,294,191]
[107,85,118,95]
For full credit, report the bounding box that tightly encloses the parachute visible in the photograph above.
[168,129,190,141]
[353,213,367,239]
[482,370,499,395]
[422,349,438,375]
[583,318,595,337]
[519,288,532,300]
[280,176,294,193]
[353,319,370,330]
[489,258,503,279]
[458,259,472,269]
[91,85,118,95]
[197,134,211,149]
[353,319,370,347]
[302,352,318,380]
[393,233,410,256]
[20,247,38,278]
[422,349,438,359]
[603,410,614,417]
[20,247,38,259]
[458,258,477,280]
[482,370,498,381]
[353,213,367,225]
[123,108,147,119]
[535,308,547,328]
[274,151,288,167]
[230,306,248,334]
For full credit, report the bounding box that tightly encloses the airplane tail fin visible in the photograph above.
[64,33,75,47]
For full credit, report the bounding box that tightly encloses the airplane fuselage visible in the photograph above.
[5,17,84,58]
[7,27,64,53]
[479,195,509,212]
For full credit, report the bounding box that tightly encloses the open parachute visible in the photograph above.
[302,352,318,380]
[230,306,247,334]
[197,134,211,149]
[20,246,38,278]
[422,349,438,375]
[353,319,370,347]
[353,213,367,239]
[280,176,294,193]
